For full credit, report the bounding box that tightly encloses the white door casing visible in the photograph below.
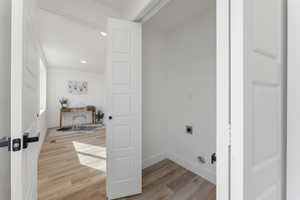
[0,0,11,199]
[106,18,142,200]
[287,0,300,199]
[216,0,230,199]
[231,0,285,199]
[11,0,40,199]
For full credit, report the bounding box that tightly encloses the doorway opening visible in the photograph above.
[141,0,217,198]
[38,0,217,200]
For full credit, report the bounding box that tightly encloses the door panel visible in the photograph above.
[244,0,284,199]
[106,18,142,200]
[287,0,300,199]
[0,0,11,199]
[11,0,40,199]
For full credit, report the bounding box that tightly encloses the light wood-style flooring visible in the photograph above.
[38,128,216,200]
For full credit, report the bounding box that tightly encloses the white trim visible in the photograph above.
[230,0,244,199]
[11,0,24,199]
[142,153,216,184]
[134,0,171,23]
[25,180,34,200]
[216,0,230,199]
[167,153,216,184]
[142,153,167,169]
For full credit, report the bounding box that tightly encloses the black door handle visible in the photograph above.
[0,137,23,152]
[23,133,40,149]
[0,137,10,150]
[109,116,113,120]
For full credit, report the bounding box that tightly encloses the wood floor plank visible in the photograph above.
[187,180,216,200]
[38,128,216,200]
[167,170,198,192]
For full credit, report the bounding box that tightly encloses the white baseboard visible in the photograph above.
[142,152,216,184]
[142,153,167,169]
[167,153,216,184]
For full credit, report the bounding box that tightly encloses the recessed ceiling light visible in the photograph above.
[100,32,107,37]
[81,60,87,64]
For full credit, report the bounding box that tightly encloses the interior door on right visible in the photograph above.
[106,18,142,200]
[243,0,285,199]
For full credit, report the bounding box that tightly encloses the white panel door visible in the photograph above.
[106,18,142,200]
[241,0,285,199]
[11,0,40,199]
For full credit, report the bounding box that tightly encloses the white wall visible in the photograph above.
[37,62,49,156]
[0,0,11,199]
[36,44,49,156]
[38,111,48,152]
[142,25,168,168]
[142,6,216,183]
[47,68,106,128]
[165,10,216,183]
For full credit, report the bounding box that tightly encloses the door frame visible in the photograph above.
[216,0,230,199]
[287,0,296,199]
[136,0,231,199]
[11,0,24,199]
[230,0,244,199]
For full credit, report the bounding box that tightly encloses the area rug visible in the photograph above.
[52,123,105,136]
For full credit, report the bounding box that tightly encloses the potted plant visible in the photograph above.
[95,110,105,124]
[59,98,69,108]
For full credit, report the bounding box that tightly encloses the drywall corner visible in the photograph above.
[167,153,216,184]
[142,152,167,169]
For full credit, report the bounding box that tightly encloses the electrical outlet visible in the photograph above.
[185,125,193,135]
[198,156,206,164]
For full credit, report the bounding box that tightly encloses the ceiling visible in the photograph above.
[95,0,130,11]
[38,0,121,29]
[95,0,149,19]
[37,0,149,73]
[37,0,121,73]
[37,0,214,73]
[38,10,108,73]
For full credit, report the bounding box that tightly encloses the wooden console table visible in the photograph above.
[60,107,96,128]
